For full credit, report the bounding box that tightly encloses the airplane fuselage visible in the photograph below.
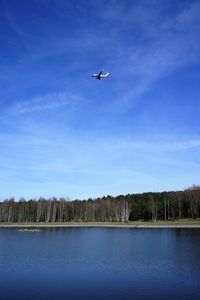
[91,72,110,80]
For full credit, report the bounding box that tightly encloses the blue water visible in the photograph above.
[0,228,200,300]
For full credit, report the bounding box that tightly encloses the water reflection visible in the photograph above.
[0,228,200,300]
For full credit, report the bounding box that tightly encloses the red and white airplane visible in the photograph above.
[91,71,110,80]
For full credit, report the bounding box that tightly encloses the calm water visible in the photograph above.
[0,228,200,300]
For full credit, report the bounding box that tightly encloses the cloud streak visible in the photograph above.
[0,115,200,199]
[8,92,80,115]
[0,0,200,199]
[111,1,200,104]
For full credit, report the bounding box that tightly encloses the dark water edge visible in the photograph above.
[0,228,200,300]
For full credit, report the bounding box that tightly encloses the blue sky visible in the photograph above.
[0,0,200,200]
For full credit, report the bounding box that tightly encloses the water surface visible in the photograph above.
[0,227,200,300]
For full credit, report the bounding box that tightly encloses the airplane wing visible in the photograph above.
[96,71,102,80]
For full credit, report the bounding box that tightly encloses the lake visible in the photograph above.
[0,227,200,300]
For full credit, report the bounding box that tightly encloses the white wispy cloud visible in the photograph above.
[1,0,200,199]
[0,117,200,198]
[8,92,80,115]
[1,123,200,175]
[123,138,200,153]
[3,1,24,38]
[2,0,200,107]
[111,1,200,104]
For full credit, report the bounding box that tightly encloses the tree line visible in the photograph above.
[0,186,200,223]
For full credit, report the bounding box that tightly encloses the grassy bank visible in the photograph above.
[0,219,200,228]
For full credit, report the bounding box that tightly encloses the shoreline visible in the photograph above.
[0,221,200,228]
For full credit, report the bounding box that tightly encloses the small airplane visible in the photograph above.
[91,71,110,80]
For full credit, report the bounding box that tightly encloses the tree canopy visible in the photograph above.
[0,187,200,222]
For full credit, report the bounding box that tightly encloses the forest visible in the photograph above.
[0,186,200,223]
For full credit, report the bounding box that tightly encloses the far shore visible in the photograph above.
[0,219,200,228]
